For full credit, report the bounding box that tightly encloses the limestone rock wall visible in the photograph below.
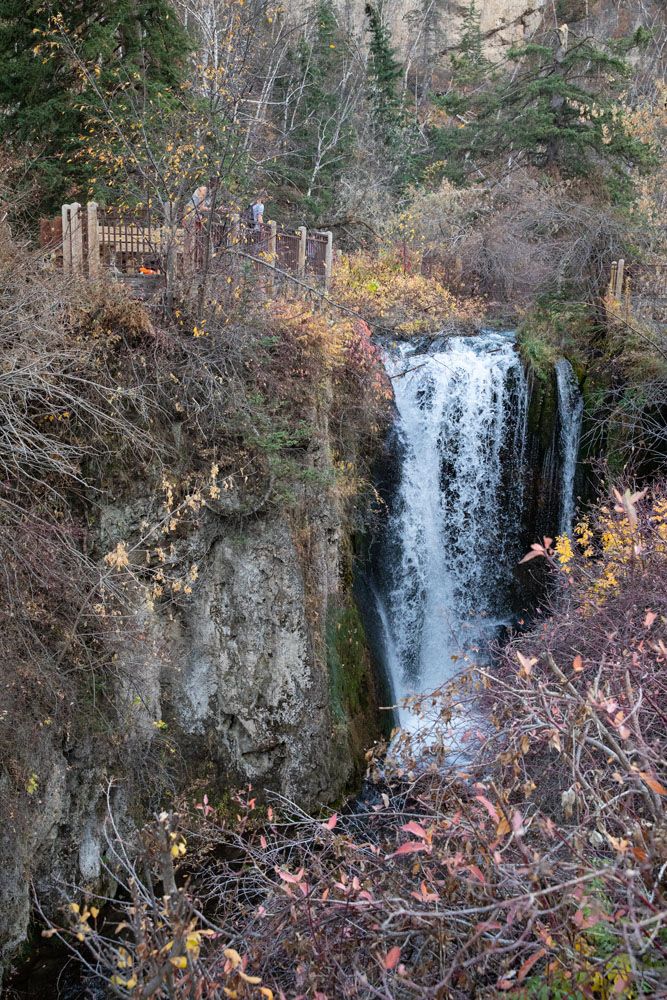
[312,0,663,66]
[318,0,547,60]
[1,429,381,985]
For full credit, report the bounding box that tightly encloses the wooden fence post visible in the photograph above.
[269,220,277,266]
[69,202,83,274]
[86,202,100,278]
[615,258,625,300]
[608,261,618,300]
[162,201,176,304]
[61,204,71,274]
[323,230,333,291]
[297,225,307,278]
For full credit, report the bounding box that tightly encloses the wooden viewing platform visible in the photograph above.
[41,201,335,293]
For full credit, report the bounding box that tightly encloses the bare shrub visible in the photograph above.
[391,171,632,305]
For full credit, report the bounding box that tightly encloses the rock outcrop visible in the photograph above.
[1,422,382,987]
[311,0,663,65]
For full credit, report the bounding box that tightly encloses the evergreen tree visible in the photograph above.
[431,29,654,196]
[365,1,403,136]
[450,1,487,86]
[0,0,192,210]
[364,0,424,190]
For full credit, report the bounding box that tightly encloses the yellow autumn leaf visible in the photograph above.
[496,816,511,837]
[169,955,187,969]
[238,971,262,984]
[223,948,242,968]
[185,933,200,953]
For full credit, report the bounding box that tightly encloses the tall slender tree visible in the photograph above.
[365,1,403,136]
[450,1,487,86]
[271,0,359,221]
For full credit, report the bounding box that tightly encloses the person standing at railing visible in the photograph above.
[183,184,211,224]
[182,185,212,271]
[251,194,265,230]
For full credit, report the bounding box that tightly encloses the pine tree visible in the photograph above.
[365,1,403,136]
[451,1,487,86]
[0,0,192,211]
[431,29,655,196]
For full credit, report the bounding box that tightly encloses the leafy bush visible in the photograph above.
[333,249,481,335]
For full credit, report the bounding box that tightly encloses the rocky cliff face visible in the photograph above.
[318,0,663,64]
[315,0,545,59]
[1,416,382,986]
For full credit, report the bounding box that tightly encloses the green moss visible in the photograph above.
[517,298,595,381]
[518,326,559,382]
[526,367,558,454]
[325,596,384,794]
[326,601,372,722]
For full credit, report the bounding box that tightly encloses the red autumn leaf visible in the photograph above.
[519,546,546,564]
[573,654,584,672]
[467,865,486,883]
[384,946,401,970]
[517,947,547,983]
[389,841,430,858]
[411,880,439,902]
[323,813,338,830]
[644,610,657,629]
[475,795,500,823]
[401,820,428,839]
[276,867,305,884]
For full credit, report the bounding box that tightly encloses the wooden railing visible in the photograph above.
[42,202,334,292]
[607,257,667,321]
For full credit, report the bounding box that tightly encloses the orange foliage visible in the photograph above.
[333,249,482,336]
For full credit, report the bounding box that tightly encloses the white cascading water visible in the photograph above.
[555,359,583,536]
[375,333,528,733]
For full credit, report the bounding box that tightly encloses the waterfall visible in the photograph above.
[372,332,528,732]
[555,359,583,536]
